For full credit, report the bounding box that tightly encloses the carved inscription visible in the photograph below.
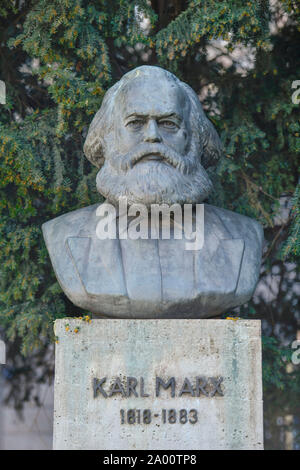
[93,376,224,399]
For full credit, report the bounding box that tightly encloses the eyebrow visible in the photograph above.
[125,112,182,121]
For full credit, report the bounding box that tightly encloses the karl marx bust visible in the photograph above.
[42,66,263,318]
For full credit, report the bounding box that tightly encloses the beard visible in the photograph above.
[96,142,213,207]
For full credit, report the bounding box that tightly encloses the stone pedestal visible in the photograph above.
[53,319,263,450]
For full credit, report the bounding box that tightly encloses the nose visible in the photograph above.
[144,119,162,143]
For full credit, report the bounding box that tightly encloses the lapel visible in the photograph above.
[67,236,127,297]
[195,206,245,296]
[66,204,245,301]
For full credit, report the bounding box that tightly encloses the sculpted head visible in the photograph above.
[84,66,222,206]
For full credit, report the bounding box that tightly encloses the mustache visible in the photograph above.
[111,143,196,175]
[97,156,213,207]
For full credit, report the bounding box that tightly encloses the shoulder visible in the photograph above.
[42,203,100,244]
[205,204,264,247]
[205,204,264,304]
[41,203,104,309]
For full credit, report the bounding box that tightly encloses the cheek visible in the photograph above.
[164,129,188,152]
[115,126,142,153]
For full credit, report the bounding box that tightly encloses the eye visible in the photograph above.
[126,119,145,130]
[159,120,178,129]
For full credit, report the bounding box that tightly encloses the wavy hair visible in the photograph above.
[83,66,222,170]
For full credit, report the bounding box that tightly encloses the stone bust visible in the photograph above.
[42,66,263,318]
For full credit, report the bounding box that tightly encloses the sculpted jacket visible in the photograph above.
[42,203,263,318]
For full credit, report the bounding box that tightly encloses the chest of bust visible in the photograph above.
[67,235,244,304]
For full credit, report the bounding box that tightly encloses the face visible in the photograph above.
[114,77,190,159]
[96,75,213,207]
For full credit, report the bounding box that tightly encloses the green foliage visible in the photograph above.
[156,0,271,64]
[0,0,299,446]
[262,336,299,394]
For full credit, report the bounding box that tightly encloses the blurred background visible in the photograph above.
[0,0,299,450]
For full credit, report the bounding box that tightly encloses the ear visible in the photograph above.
[201,117,223,169]
[180,82,223,168]
[83,82,120,168]
[83,128,105,168]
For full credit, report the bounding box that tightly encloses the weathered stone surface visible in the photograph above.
[53,319,263,450]
[43,202,263,319]
[42,66,263,319]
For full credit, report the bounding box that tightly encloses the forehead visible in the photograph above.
[117,77,188,118]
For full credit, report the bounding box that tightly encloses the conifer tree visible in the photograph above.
[0,0,299,447]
